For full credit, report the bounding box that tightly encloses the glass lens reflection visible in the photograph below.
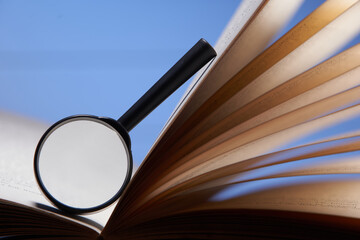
[38,118,129,209]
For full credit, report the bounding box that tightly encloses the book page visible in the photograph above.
[133,1,360,200]
[104,1,360,228]
[144,102,360,204]
[114,174,360,231]
[116,89,360,225]
[105,1,359,232]
[167,0,303,132]
[108,0,306,221]
[112,131,360,228]
[166,45,360,170]
[141,175,360,225]
[155,1,360,178]
[169,0,264,117]
[0,111,48,205]
[194,174,360,220]
[122,43,360,215]
[148,68,360,196]
[142,134,360,204]
[181,64,360,165]
[180,148,360,195]
[0,111,113,229]
[206,0,360,128]
[153,0,306,166]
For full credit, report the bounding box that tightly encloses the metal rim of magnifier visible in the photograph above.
[34,115,133,214]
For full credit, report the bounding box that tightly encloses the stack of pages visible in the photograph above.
[1,0,360,239]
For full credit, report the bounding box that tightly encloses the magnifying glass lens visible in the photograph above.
[36,118,130,211]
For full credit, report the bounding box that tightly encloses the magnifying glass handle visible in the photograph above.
[118,38,217,132]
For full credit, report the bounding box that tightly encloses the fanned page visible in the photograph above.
[0,111,112,239]
[103,0,360,239]
[166,0,303,128]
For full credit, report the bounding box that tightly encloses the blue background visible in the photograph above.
[0,0,358,166]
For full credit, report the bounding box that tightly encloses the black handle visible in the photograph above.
[118,38,217,132]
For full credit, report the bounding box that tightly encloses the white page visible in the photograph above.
[0,111,113,228]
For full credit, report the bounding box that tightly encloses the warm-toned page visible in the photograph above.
[109,210,360,240]
[126,44,360,214]
[112,134,360,227]
[170,44,360,167]
[102,0,304,231]
[142,134,360,205]
[104,1,360,229]
[130,1,360,202]
[179,142,360,196]
[143,100,360,206]
[161,100,360,191]
[146,65,360,197]
[110,128,360,231]
[171,0,266,114]
[210,0,360,122]
[127,174,360,233]
[190,174,360,220]
[197,68,360,156]
[108,99,360,231]
[143,0,305,175]
[146,174,360,228]
[225,151,360,186]
[111,174,360,234]
[151,0,311,170]
[168,0,303,134]
[127,0,296,188]
[156,1,360,180]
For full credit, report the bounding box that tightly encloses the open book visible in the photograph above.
[2,0,360,239]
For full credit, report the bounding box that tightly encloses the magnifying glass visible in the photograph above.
[33,38,216,214]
